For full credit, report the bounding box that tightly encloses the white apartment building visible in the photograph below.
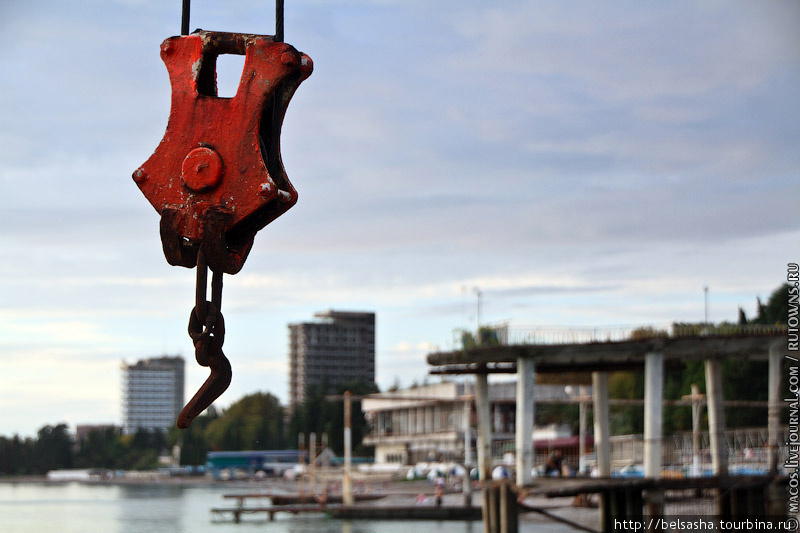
[121,356,185,434]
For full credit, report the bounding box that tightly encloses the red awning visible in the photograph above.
[533,436,594,449]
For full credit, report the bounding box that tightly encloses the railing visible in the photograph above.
[491,427,789,470]
[506,326,656,345]
[500,323,786,347]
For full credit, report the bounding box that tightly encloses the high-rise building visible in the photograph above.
[121,356,185,434]
[289,310,375,410]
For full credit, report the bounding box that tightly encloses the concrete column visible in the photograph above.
[644,352,664,479]
[592,372,612,533]
[768,341,782,474]
[462,466,473,508]
[425,406,433,434]
[475,373,493,481]
[516,357,535,486]
[592,371,611,476]
[464,400,473,467]
[578,397,587,475]
[705,359,728,475]
[690,384,703,477]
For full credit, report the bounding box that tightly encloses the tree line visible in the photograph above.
[0,424,167,475]
[0,380,376,475]
[174,380,377,466]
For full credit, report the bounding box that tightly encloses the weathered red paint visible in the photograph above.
[133,30,312,269]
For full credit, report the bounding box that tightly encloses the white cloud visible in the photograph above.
[0,0,796,436]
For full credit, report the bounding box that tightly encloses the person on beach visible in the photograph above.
[544,450,564,477]
[434,476,445,507]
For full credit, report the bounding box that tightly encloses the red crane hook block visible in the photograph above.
[133,30,313,274]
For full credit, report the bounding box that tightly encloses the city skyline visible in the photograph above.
[1,1,797,437]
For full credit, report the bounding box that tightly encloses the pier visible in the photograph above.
[426,328,788,532]
[211,490,482,523]
[211,328,789,532]
[330,505,483,520]
[211,503,331,523]
[221,491,385,506]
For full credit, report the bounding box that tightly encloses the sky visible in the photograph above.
[1,0,798,438]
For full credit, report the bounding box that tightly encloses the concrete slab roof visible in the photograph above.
[427,334,786,374]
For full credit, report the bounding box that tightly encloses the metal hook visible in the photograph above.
[177,347,231,429]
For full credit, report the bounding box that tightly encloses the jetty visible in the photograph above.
[212,327,791,532]
[222,491,385,506]
[425,328,788,532]
[212,491,388,523]
[211,503,332,523]
[211,490,481,523]
[330,505,482,520]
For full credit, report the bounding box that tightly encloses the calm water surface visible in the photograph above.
[0,482,571,533]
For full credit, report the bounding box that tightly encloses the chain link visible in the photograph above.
[179,247,232,429]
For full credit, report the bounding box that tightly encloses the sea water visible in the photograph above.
[0,482,575,533]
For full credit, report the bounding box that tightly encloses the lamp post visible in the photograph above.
[343,390,354,506]
[474,287,482,342]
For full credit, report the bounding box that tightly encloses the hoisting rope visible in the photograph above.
[181,0,190,35]
[180,0,285,40]
[275,0,284,42]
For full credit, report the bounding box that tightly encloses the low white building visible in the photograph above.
[362,381,590,465]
